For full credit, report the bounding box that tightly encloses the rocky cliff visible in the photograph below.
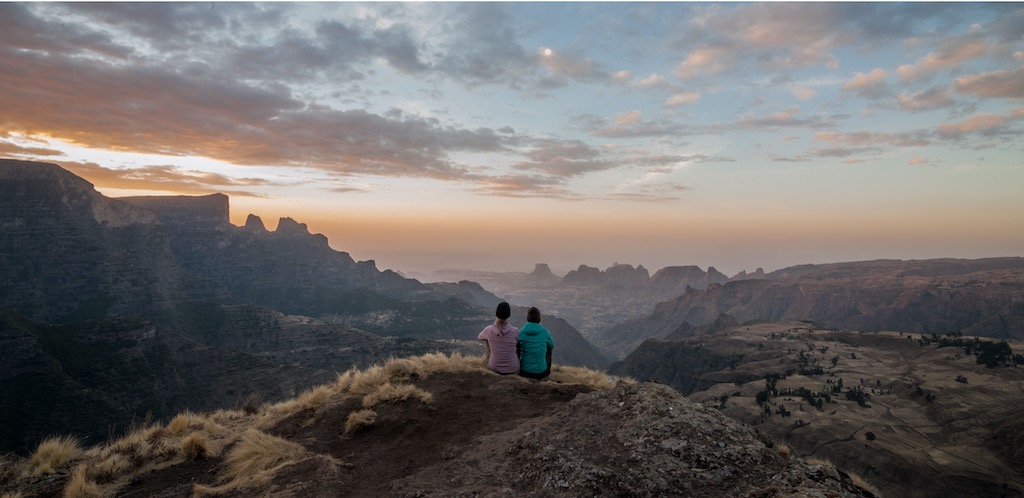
[596,258,1024,358]
[0,159,608,455]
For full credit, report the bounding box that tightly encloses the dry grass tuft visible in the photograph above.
[362,383,433,408]
[775,441,792,458]
[180,434,209,461]
[344,409,378,434]
[90,452,131,484]
[219,429,307,487]
[2,492,25,498]
[337,352,490,396]
[237,392,264,415]
[165,411,205,437]
[847,470,883,497]
[62,464,100,498]
[549,365,624,389]
[298,385,334,410]
[337,364,391,395]
[28,436,83,476]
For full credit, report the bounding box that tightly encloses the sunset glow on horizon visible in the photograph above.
[2,3,1022,276]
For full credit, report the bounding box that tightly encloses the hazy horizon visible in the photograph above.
[2,3,1022,277]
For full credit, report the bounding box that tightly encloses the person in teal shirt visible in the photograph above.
[517,307,554,379]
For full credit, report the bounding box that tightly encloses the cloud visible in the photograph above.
[61,161,274,197]
[511,139,615,178]
[665,92,701,107]
[0,3,134,60]
[432,3,539,87]
[954,66,1024,99]
[585,114,698,139]
[790,86,817,101]
[469,174,577,199]
[815,130,930,147]
[675,45,734,79]
[907,157,928,165]
[0,140,63,157]
[896,38,988,82]
[735,106,829,129]
[896,86,955,111]
[538,47,610,83]
[668,3,970,81]
[842,68,890,99]
[935,113,1010,140]
[637,73,666,88]
[0,40,520,183]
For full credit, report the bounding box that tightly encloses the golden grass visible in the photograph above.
[549,365,625,389]
[5,352,624,496]
[847,470,883,497]
[344,409,378,434]
[180,434,208,460]
[775,441,792,458]
[28,436,82,476]
[362,383,433,408]
[298,385,334,410]
[1,492,25,498]
[165,411,205,437]
[62,464,100,498]
[219,429,306,487]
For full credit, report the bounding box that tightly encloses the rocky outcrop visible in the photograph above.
[562,264,604,285]
[563,263,651,288]
[648,265,730,295]
[2,357,875,497]
[242,213,267,232]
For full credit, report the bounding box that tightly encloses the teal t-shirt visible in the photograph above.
[518,322,554,374]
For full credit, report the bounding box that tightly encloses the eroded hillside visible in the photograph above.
[611,322,1024,498]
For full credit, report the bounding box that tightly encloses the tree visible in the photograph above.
[955,375,968,384]
[865,431,876,441]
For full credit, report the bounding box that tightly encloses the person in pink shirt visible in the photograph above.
[478,302,520,374]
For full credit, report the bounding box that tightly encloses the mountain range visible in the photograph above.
[0,159,605,455]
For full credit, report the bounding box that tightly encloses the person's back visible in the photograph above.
[479,302,520,374]
[517,307,553,379]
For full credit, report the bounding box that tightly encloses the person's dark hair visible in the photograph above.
[496,301,511,320]
[527,306,541,323]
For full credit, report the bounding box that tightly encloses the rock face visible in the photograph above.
[118,193,229,229]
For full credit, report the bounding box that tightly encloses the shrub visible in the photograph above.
[865,431,876,441]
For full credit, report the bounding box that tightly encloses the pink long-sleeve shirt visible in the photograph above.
[478,322,520,374]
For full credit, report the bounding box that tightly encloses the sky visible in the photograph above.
[1,2,1023,277]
